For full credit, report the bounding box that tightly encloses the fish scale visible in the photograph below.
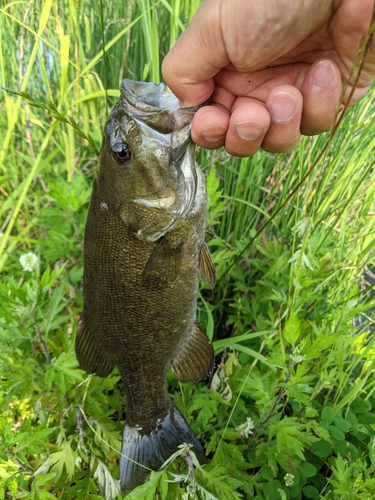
[76,79,216,492]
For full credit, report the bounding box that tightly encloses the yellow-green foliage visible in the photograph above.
[1,1,375,499]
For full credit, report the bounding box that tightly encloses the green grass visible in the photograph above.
[1,1,375,499]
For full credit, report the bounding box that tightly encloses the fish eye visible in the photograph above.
[111,142,132,164]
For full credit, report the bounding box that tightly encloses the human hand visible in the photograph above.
[162,0,375,157]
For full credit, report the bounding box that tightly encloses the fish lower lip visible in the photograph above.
[134,195,176,209]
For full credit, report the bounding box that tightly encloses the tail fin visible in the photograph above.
[119,406,206,492]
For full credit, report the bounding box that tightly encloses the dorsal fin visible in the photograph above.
[172,322,215,383]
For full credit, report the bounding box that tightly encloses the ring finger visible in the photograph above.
[262,84,303,153]
[225,97,271,157]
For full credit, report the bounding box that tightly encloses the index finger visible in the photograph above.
[161,2,229,106]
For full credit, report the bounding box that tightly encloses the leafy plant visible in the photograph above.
[1,0,375,499]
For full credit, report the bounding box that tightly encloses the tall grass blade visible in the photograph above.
[0,0,53,172]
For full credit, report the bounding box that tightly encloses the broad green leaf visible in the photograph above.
[333,416,351,432]
[350,397,372,413]
[48,440,77,482]
[302,485,319,499]
[357,412,375,424]
[283,312,300,348]
[310,440,332,458]
[16,426,56,453]
[125,470,165,499]
[263,479,282,499]
[299,462,317,478]
[328,425,345,441]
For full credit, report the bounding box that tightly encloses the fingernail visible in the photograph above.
[235,120,265,141]
[312,60,335,88]
[270,92,297,123]
[201,125,227,142]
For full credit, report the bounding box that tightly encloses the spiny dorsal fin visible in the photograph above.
[75,313,114,377]
[172,322,215,383]
[142,237,183,289]
[199,243,216,289]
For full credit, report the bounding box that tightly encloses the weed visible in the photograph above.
[1,1,375,499]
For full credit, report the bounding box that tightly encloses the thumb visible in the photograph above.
[162,2,229,106]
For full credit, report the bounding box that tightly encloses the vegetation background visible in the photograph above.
[1,1,375,499]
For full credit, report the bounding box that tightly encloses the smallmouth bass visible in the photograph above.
[76,79,216,492]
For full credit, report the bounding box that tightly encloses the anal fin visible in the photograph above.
[199,242,216,289]
[172,322,215,383]
[75,313,114,377]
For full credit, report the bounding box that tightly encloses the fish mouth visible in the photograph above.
[120,79,201,134]
[134,193,176,210]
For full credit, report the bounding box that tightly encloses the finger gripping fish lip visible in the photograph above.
[121,78,203,114]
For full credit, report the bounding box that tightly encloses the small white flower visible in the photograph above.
[19,252,38,272]
[284,473,294,486]
[235,417,255,438]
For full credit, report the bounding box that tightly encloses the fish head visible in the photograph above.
[97,79,201,241]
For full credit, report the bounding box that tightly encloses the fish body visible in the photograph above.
[76,80,215,492]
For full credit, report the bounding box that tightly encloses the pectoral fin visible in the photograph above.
[172,322,215,383]
[142,237,182,288]
[75,313,114,377]
[199,243,216,289]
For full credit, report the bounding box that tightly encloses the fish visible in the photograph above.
[75,79,216,492]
